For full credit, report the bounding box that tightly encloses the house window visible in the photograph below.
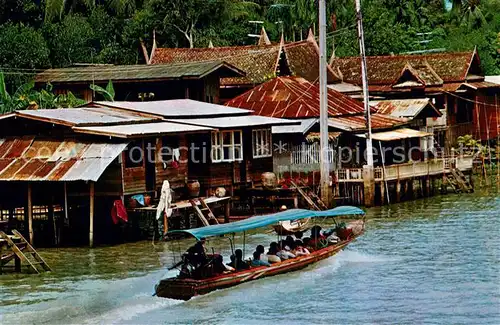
[211,131,243,162]
[124,140,144,168]
[252,129,272,158]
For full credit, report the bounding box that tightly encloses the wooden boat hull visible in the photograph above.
[155,231,362,300]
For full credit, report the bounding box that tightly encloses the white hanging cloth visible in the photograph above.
[156,180,173,220]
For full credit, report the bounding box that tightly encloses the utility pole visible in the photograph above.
[355,0,375,206]
[319,0,330,206]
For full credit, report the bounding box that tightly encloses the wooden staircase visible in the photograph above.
[290,180,328,211]
[0,230,52,273]
[450,168,473,193]
[190,198,219,227]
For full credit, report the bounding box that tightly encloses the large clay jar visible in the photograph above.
[261,172,277,189]
[187,180,201,197]
[215,187,226,198]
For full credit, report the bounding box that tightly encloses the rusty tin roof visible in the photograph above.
[225,76,372,118]
[0,137,127,182]
[328,114,408,132]
[372,98,442,119]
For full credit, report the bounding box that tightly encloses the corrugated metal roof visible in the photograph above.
[485,76,500,85]
[35,61,245,84]
[328,114,407,132]
[457,81,500,90]
[327,83,362,93]
[272,118,318,134]
[372,98,441,119]
[16,107,159,127]
[225,76,372,118]
[92,99,252,118]
[167,115,298,129]
[355,128,432,141]
[0,137,127,182]
[305,132,342,143]
[73,122,214,138]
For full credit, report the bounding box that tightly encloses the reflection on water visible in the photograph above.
[1,188,499,324]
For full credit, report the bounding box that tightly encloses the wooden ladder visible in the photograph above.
[0,230,52,273]
[290,180,327,211]
[189,199,219,227]
[450,168,473,193]
[443,174,460,193]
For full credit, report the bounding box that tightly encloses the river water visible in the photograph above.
[1,188,499,324]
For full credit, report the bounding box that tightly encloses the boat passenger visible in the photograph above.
[309,226,327,249]
[293,240,311,256]
[255,245,272,264]
[231,249,250,270]
[302,237,314,251]
[285,236,295,247]
[266,242,282,263]
[213,255,234,275]
[186,238,208,267]
[294,231,303,239]
[251,251,271,267]
[276,240,296,260]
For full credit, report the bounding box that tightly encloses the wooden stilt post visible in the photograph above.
[89,182,95,248]
[396,180,401,203]
[380,182,385,205]
[64,182,69,221]
[48,196,55,246]
[27,183,33,245]
[224,199,231,223]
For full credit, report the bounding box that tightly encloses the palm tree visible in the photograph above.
[460,0,486,28]
[451,0,486,28]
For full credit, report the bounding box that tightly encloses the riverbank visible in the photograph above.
[0,186,498,324]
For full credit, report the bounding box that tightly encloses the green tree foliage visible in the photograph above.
[0,0,499,96]
[90,80,115,101]
[0,72,86,113]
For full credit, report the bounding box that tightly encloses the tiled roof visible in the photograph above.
[283,40,340,83]
[151,39,340,86]
[152,44,280,85]
[225,76,370,118]
[331,51,477,86]
[35,61,245,84]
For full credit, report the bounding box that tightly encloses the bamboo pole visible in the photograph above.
[89,182,95,248]
[27,183,33,245]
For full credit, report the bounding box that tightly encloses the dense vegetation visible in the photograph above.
[0,0,498,90]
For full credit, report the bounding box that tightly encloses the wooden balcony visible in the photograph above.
[275,155,474,183]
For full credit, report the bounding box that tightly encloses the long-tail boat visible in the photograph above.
[155,206,365,300]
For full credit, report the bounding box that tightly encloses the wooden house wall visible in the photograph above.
[121,165,146,195]
[155,135,188,190]
[186,127,274,193]
[474,90,499,141]
[121,140,147,195]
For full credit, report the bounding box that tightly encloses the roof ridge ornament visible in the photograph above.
[258,27,271,46]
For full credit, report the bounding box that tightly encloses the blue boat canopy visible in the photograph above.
[167,206,365,240]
